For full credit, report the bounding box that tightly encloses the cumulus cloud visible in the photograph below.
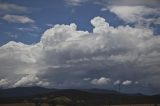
[2,14,34,24]
[0,16,160,94]
[122,80,132,85]
[13,74,49,87]
[91,77,111,85]
[13,74,39,87]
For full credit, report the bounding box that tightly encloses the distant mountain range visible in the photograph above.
[0,86,160,105]
[0,86,56,98]
[0,86,143,98]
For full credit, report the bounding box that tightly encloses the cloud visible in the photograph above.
[134,81,139,84]
[65,0,160,8]
[106,0,160,7]
[147,17,160,25]
[46,24,54,27]
[93,0,160,27]
[13,74,39,87]
[122,80,132,85]
[17,26,40,32]
[13,74,49,87]
[91,77,111,85]
[97,0,160,27]
[2,14,34,24]
[65,0,89,6]
[0,2,28,13]
[0,16,160,94]
[0,79,9,88]
[114,80,121,85]
[108,6,160,25]
[65,0,160,7]
[114,80,138,86]
[83,77,91,81]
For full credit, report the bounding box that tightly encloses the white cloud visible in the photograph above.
[97,0,160,26]
[122,80,132,85]
[2,14,34,24]
[0,16,160,93]
[91,77,111,85]
[91,16,110,33]
[65,0,160,7]
[13,74,39,87]
[37,81,50,87]
[106,0,160,7]
[17,26,40,33]
[65,0,89,6]
[13,74,49,87]
[0,3,28,13]
[46,24,54,27]
[101,8,108,11]
[108,6,160,25]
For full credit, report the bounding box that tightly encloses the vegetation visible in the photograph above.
[0,88,160,106]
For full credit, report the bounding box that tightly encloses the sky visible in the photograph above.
[0,0,160,95]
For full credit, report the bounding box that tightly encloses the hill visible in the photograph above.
[0,87,160,105]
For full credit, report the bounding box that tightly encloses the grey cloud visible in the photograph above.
[0,79,9,88]
[0,16,160,94]
[114,80,121,85]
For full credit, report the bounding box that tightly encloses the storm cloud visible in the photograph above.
[0,16,160,94]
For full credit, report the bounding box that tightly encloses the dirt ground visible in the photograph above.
[0,103,160,106]
[0,103,48,106]
[103,104,160,106]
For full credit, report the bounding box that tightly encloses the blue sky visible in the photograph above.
[0,0,127,45]
[0,0,159,45]
[0,0,160,94]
